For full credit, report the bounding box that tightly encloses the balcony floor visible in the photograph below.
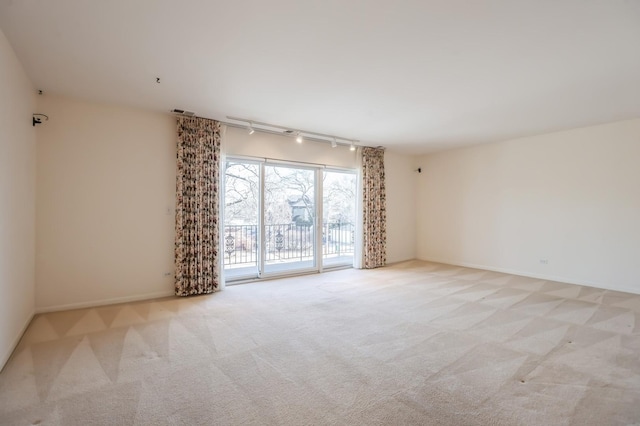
[224,254,354,282]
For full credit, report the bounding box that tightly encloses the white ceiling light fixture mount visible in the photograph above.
[296,132,303,143]
[331,138,337,148]
[247,121,255,135]
[350,141,356,151]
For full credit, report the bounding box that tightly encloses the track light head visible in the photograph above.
[226,116,356,150]
[350,141,356,151]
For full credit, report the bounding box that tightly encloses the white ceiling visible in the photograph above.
[1,0,639,153]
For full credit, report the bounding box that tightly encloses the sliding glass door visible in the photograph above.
[263,164,317,275]
[223,158,356,283]
[223,160,261,280]
[322,170,357,267]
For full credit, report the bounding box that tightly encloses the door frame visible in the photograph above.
[222,156,357,284]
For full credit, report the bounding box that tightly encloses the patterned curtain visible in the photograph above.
[361,147,386,268]
[175,117,221,296]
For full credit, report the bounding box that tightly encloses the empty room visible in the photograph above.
[1,1,639,425]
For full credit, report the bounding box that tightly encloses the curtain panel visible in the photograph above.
[175,116,221,296]
[361,147,386,269]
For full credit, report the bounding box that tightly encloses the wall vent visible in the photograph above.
[171,109,196,117]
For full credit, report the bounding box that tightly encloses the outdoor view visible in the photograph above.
[223,160,356,280]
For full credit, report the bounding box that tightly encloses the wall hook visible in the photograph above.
[415,167,422,173]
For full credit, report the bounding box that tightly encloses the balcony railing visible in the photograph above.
[223,222,355,267]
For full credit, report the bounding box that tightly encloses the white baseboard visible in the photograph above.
[386,258,419,266]
[419,257,640,296]
[1,310,35,373]
[35,290,176,314]
[386,256,417,266]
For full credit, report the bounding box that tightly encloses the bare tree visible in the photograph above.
[224,162,259,224]
[224,161,356,227]
[323,172,356,224]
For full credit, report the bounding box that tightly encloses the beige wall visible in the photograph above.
[36,96,176,311]
[224,126,417,264]
[416,118,640,294]
[35,109,415,311]
[385,151,417,264]
[0,28,36,369]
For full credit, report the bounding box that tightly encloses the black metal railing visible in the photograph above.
[322,222,355,258]
[223,222,355,266]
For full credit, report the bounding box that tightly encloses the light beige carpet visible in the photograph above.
[1,261,640,425]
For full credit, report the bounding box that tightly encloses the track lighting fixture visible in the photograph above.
[226,116,360,150]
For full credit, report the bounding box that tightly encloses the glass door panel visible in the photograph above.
[223,161,260,280]
[322,170,357,267]
[263,164,316,275]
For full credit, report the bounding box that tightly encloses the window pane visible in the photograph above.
[263,165,316,274]
[223,161,260,280]
[323,170,356,266]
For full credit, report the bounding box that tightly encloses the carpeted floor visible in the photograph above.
[1,260,640,425]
